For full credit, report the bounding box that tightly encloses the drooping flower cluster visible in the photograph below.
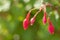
[23,4,55,35]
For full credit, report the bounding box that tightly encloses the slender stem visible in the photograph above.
[34,11,40,18]
[29,8,36,13]
[42,3,50,17]
[26,8,36,19]
[33,7,43,18]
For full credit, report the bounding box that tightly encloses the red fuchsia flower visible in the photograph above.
[23,18,30,30]
[48,22,55,35]
[30,17,36,26]
[42,12,47,25]
[23,12,30,30]
[48,18,55,35]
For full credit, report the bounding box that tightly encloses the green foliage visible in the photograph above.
[0,0,60,40]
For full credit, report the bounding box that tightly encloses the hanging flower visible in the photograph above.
[48,18,55,34]
[42,12,47,24]
[23,12,30,30]
[23,18,30,30]
[30,17,36,25]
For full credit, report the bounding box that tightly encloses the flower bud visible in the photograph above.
[42,12,47,24]
[30,17,36,26]
[48,18,54,35]
[48,22,54,35]
[23,12,30,30]
[23,18,29,30]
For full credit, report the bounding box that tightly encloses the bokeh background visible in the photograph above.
[0,0,60,40]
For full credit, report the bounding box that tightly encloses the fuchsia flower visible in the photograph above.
[23,18,30,30]
[43,12,47,24]
[48,22,54,34]
[23,12,30,30]
[48,18,55,34]
[30,17,36,25]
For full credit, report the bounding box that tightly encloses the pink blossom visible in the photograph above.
[23,12,30,30]
[30,17,35,25]
[48,21,54,35]
[23,18,29,30]
[43,12,47,24]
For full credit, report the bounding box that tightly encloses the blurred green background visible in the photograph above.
[0,0,60,40]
